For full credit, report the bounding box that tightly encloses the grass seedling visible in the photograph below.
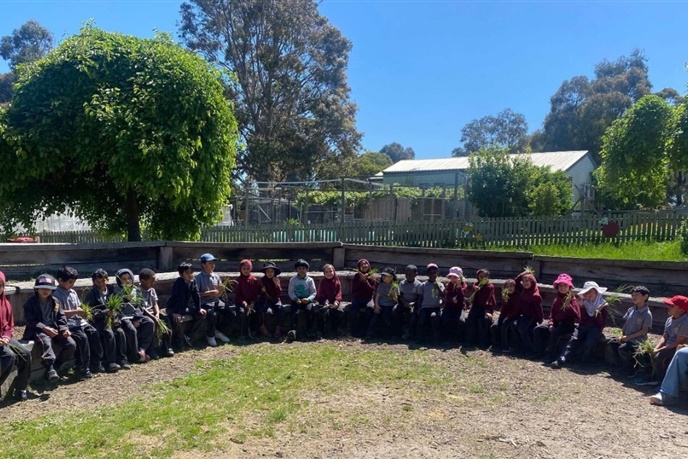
[155,317,170,340]
[467,277,489,305]
[390,281,400,302]
[633,339,655,368]
[6,342,27,361]
[79,302,93,321]
[105,294,123,329]
[561,290,575,311]
[523,265,536,275]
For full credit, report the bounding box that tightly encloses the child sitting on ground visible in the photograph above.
[491,278,519,352]
[416,263,445,342]
[139,268,174,358]
[441,267,466,342]
[552,281,609,368]
[465,269,496,349]
[635,295,688,386]
[54,266,103,379]
[22,274,76,382]
[366,267,398,339]
[257,261,283,339]
[532,273,580,362]
[316,264,343,338]
[167,262,215,349]
[287,259,318,341]
[115,268,155,362]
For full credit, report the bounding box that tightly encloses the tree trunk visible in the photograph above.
[125,188,141,242]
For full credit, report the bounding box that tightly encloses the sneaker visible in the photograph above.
[91,363,106,374]
[633,377,660,386]
[46,367,59,382]
[137,350,147,363]
[119,360,132,370]
[649,391,675,406]
[107,362,121,372]
[286,330,296,343]
[80,369,94,380]
[207,336,218,347]
[165,348,175,358]
[13,389,28,401]
[148,350,160,360]
[214,330,231,343]
[550,359,562,369]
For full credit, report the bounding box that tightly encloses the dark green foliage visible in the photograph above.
[453,108,528,157]
[0,26,237,241]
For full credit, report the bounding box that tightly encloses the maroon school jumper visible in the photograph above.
[317,276,343,304]
[352,274,377,304]
[549,293,581,327]
[515,274,543,323]
[259,276,282,303]
[471,283,496,314]
[444,281,466,310]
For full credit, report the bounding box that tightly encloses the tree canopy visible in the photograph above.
[595,95,685,209]
[453,109,528,157]
[380,142,415,163]
[467,149,572,217]
[0,26,237,241]
[539,50,652,160]
[0,20,53,103]
[180,0,360,183]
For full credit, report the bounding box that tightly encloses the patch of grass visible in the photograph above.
[0,344,458,458]
[493,240,687,261]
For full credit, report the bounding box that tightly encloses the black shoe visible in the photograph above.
[13,389,28,401]
[46,367,59,382]
[164,348,174,358]
[148,350,160,360]
[119,360,132,370]
[286,330,296,343]
[80,369,94,380]
[91,363,106,374]
[107,362,121,372]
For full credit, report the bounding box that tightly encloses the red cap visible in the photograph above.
[663,295,688,312]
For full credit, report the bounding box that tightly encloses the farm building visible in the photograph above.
[379,150,597,210]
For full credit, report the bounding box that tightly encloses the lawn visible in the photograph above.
[1,341,686,458]
[494,240,688,262]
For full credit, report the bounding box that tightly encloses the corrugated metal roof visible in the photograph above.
[383,151,590,174]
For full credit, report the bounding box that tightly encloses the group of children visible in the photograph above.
[1,255,686,406]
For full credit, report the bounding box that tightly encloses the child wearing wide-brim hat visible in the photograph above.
[257,261,283,338]
[552,280,608,368]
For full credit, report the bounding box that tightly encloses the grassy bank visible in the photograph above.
[493,240,687,261]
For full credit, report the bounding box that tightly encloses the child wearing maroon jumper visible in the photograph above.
[257,261,283,339]
[465,269,496,348]
[441,267,466,342]
[349,259,378,338]
[234,259,262,339]
[491,278,519,352]
[533,273,580,361]
[552,281,609,368]
[514,272,543,355]
[316,264,344,337]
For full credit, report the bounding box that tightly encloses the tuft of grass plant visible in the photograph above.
[633,339,656,369]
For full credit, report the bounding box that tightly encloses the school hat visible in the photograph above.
[294,259,310,269]
[553,273,574,289]
[579,281,607,296]
[200,253,217,263]
[34,274,57,290]
[663,295,688,312]
[260,261,281,276]
[447,267,463,279]
[380,267,396,277]
[426,263,439,271]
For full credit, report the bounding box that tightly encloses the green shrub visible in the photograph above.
[680,219,688,256]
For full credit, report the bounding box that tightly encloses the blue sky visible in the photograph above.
[1,0,687,159]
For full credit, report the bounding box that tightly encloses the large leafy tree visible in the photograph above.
[179,0,360,182]
[380,142,415,163]
[0,20,54,102]
[453,109,528,157]
[595,95,673,209]
[540,50,652,160]
[0,26,237,241]
[467,149,572,217]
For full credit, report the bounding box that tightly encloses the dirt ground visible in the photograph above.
[2,338,687,459]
